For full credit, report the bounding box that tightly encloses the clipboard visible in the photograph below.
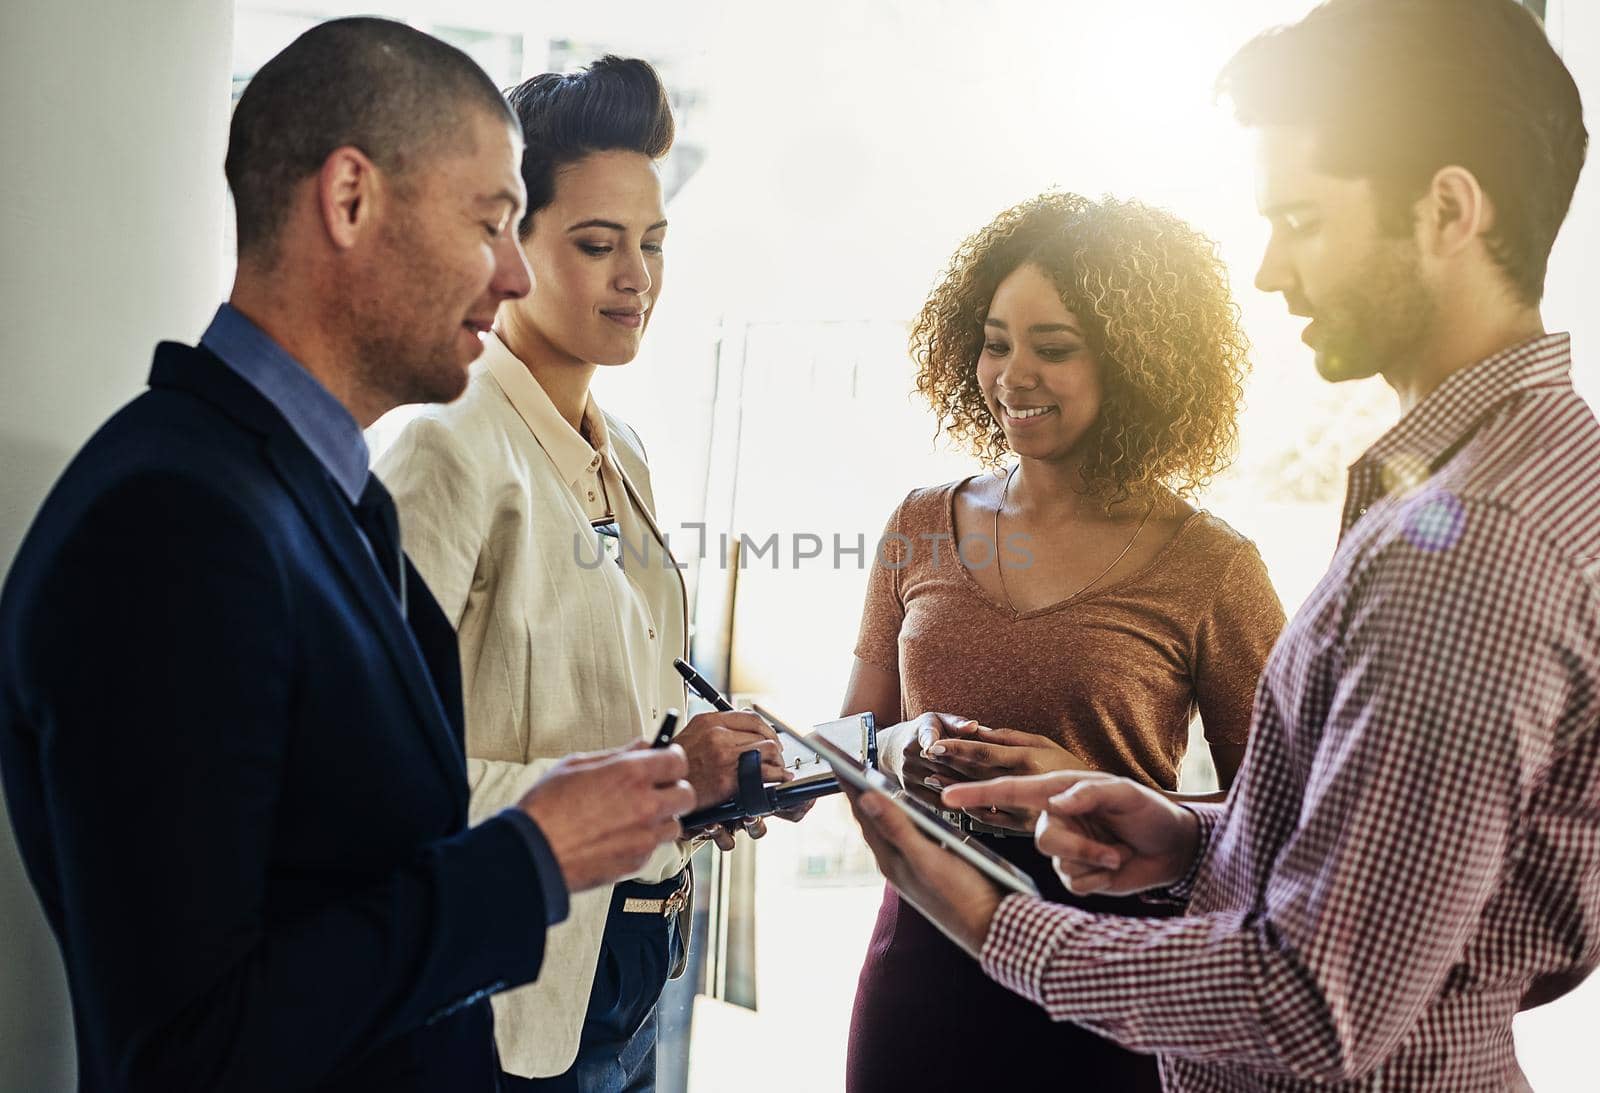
[680,712,876,833]
[753,703,1040,899]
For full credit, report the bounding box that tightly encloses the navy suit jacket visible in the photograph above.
[0,342,548,1091]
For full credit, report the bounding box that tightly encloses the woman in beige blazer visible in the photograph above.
[375,57,786,1091]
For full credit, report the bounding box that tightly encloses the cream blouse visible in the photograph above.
[375,332,689,1077]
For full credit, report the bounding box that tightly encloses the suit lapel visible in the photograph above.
[403,557,467,751]
[150,343,467,803]
[263,433,469,803]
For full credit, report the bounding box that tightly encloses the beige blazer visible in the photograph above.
[374,333,690,1077]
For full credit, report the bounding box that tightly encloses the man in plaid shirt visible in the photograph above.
[846,1,1596,1088]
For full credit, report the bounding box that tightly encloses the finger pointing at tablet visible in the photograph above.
[945,772,1202,897]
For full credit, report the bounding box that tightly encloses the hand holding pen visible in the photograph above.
[656,663,789,823]
[672,658,817,843]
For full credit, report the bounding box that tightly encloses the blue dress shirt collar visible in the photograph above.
[199,303,369,504]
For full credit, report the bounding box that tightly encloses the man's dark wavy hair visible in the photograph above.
[1218,0,1587,305]
[504,56,675,237]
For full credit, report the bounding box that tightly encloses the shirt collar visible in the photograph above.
[480,332,610,487]
[1347,332,1573,510]
[199,303,369,503]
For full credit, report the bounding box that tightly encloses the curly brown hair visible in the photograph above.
[911,192,1250,507]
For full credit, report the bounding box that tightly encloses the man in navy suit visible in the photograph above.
[0,18,695,1091]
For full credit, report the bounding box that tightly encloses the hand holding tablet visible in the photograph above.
[753,703,1037,959]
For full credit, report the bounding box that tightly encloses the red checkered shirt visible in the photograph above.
[981,333,1600,1090]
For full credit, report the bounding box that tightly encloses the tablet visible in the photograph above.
[752,704,1040,899]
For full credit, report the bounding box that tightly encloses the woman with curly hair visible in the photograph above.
[842,193,1285,1090]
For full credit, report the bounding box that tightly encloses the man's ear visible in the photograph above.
[1418,165,1492,260]
[316,145,382,251]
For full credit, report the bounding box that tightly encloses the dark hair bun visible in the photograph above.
[505,55,675,231]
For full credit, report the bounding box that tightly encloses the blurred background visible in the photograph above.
[2,1,1595,1088]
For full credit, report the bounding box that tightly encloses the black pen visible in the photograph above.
[650,709,680,748]
[673,658,735,712]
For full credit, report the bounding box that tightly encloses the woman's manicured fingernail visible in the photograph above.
[926,744,945,756]
[1101,853,1122,869]
[924,777,944,790]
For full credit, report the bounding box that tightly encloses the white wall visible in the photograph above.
[0,1,234,1086]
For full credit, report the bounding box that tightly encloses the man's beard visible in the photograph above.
[353,321,470,410]
[347,217,476,411]
[1310,237,1436,385]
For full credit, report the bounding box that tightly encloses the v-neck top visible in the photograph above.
[853,480,1285,790]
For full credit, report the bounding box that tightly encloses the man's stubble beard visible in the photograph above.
[1313,236,1436,386]
[354,322,470,409]
[348,217,473,411]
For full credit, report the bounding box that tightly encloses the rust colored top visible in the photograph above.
[854,480,1286,790]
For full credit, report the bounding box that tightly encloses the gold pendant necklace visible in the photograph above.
[994,464,1153,614]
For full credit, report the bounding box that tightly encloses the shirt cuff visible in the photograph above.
[1150,802,1223,905]
[980,892,1086,1009]
[498,808,570,926]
